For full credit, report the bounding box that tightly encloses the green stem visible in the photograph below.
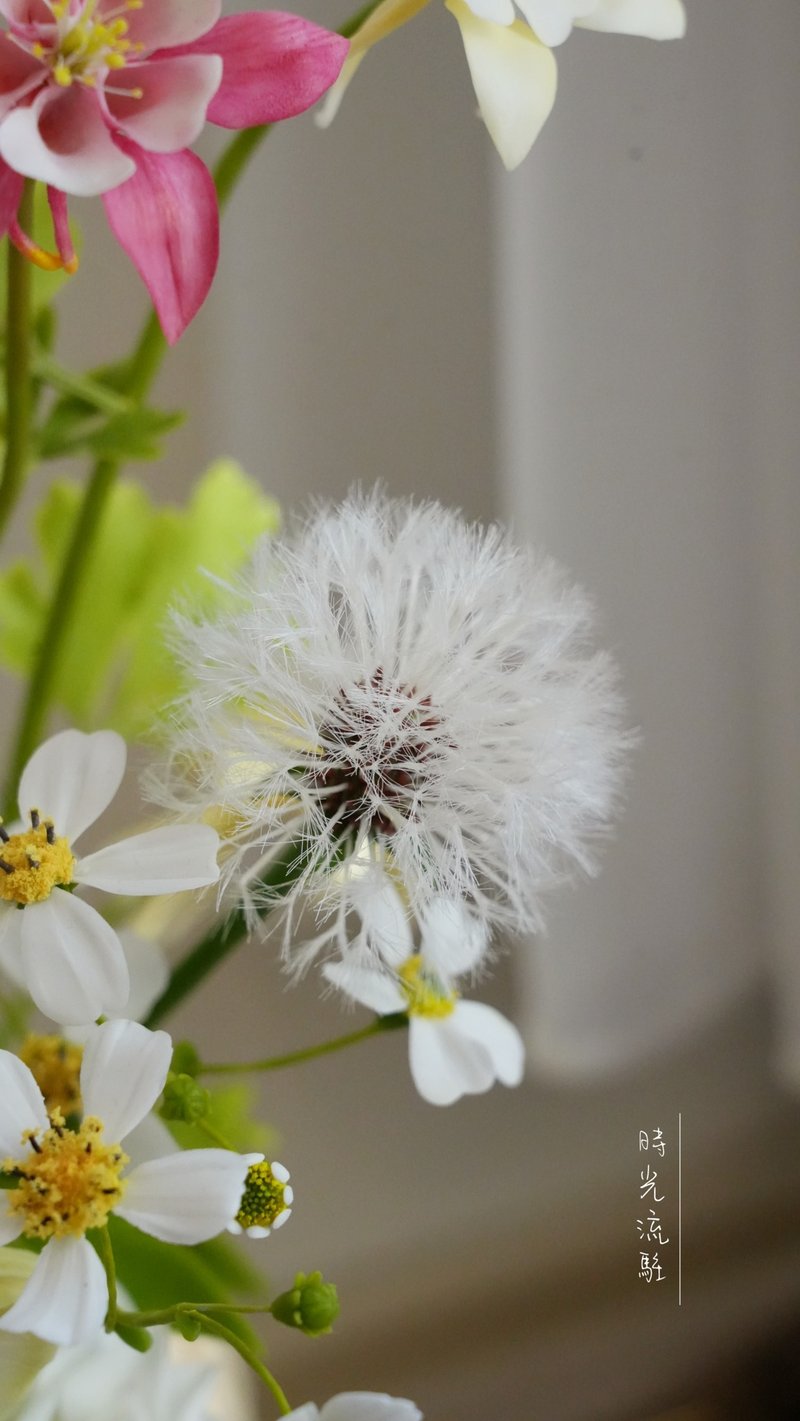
[195,1117,236,1150]
[201,1014,408,1076]
[194,1313,292,1416]
[32,353,133,414]
[0,182,34,542]
[96,1224,118,1332]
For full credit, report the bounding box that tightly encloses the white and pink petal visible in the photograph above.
[77,823,220,896]
[17,729,127,846]
[104,54,222,154]
[118,1149,250,1244]
[0,1236,107,1346]
[98,0,221,53]
[20,892,130,1026]
[80,1019,172,1143]
[0,87,134,197]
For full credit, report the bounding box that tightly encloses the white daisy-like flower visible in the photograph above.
[227,1156,293,1239]
[286,1396,422,1421]
[0,729,219,1025]
[317,0,685,172]
[325,887,526,1107]
[0,1019,252,1347]
[160,491,627,971]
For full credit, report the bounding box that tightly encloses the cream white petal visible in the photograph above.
[462,0,516,25]
[0,1236,107,1345]
[17,730,126,845]
[284,1409,320,1421]
[117,1150,250,1244]
[0,906,25,991]
[0,1049,48,1156]
[117,932,170,1023]
[123,1111,179,1168]
[452,1000,525,1085]
[21,894,129,1025]
[77,824,220,896]
[321,1396,423,1421]
[408,1015,495,1105]
[513,0,594,46]
[357,880,415,968]
[81,1020,172,1143]
[419,896,489,979]
[323,961,406,1015]
[446,0,558,171]
[576,0,686,38]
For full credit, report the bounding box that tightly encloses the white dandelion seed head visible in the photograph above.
[156,489,629,965]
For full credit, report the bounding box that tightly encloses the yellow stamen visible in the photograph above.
[20,1035,83,1118]
[399,955,457,1019]
[3,1112,127,1242]
[236,1161,287,1231]
[0,819,74,905]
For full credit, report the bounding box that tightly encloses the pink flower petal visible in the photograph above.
[0,155,22,237]
[0,30,41,119]
[0,1,53,26]
[102,140,218,344]
[173,11,350,128]
[104,53,222,153]
[0,85,134,196]
[97,0,221,53]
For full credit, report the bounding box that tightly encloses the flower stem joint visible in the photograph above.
[270,1271,340,1337]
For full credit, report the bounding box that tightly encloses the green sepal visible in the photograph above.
[108,1217,264,1350]
[270,1271,340,1337]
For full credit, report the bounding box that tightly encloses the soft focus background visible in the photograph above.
[7,0,800,1416]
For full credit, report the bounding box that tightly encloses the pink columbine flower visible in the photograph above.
[0,1,349,341]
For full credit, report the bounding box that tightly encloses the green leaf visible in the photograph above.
[0,462,280,737]
[107,1217,264,1348]
[37,398,182,463]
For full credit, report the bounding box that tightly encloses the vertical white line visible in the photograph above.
[678,1112,682,1306]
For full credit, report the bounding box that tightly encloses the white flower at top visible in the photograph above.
[0,1019,252,1347]
[160,491,627,972]
[317,0,685,171]
[286,1396,422,1421]
[325,887,525,1106]
[0,729,219,1024]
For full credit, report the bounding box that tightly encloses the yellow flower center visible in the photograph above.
[36,0,145,90]
[19,1034,84,1119]
[236,1162,287,1231]
[0,813,74,905]
[3,1112,127,1241]
[398,955,457,1019]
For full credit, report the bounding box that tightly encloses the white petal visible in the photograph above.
[513,0,594,46]
[408,1016,495,1105]
[462,0,515,25]
[0,1237,106,1345]
[247,1224,271,1239]
[77,824,220,896]
[419,896,489,978]
[17,730,126,845]
[81,1019,172,1143]
[117,1150,250,1244]
[452,1000,525,1086]
[21,894,129,1025]
[0,1049,48,1156]
[284,1408,320,1421]
[357,881,414,968]
[323,961,406,1015]
[0,905,25,990]
[124,1112,180,1167]
[576,0,686,38]
[321,1396,423,1421]
[446,0,558,171]
[117,932,170,1023]
[0,1214,24,1246]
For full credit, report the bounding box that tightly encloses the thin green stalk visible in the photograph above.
[194,1313,292,1416]
[0,182,34,541]
[96,1224,118,1332]
[201,1014,408,1076]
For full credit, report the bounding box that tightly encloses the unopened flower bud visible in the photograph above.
[160,1072,210,1124]
[270,1271,340,1337]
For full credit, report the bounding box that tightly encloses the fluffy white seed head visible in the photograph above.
[156,491,629,965]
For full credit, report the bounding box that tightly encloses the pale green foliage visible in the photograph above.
[0,461,280,738]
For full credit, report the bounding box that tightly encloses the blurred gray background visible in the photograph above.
[9,0,800,1416]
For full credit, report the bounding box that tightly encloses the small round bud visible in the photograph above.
[270,1271,340,1337]
[114,1323,154,1353]
[177,1311,203,1342]
[159,1072,211,1124]
[171,1040,202,1078]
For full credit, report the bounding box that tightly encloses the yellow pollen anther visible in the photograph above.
[3,1112,127,1241]
[53,62,73,86]
[399,955,457,1019]
[20,1034,84,1118]
[236,1161,288,1231]
[0,817,74,905]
